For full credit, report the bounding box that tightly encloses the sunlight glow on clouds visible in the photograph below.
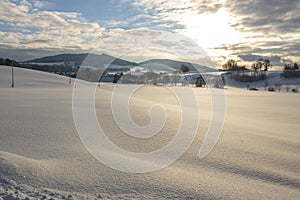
[0,0,299,63]
[178,8,244,52]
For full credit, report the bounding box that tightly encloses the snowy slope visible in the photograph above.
[0,65,71,88]
[224,70,300,91]
[0,66,299,199]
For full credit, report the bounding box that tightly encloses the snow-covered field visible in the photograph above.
[0,65,299,199]
[224,70,300,91]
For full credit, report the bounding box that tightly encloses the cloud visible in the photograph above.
[214,36,300,63]
[196,0,224,14]
[0,45,82,61]
[118,0,226,30]
[238,54,282,62]
[128,0,224,14]
[203,0,299,62]
[1,0,299,63]
[97,0,300,63]
[226,0,300,33]
[105,19,129,28]
[0,0,105,52]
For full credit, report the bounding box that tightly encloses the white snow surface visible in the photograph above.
[223,70,300,91]
[0,65,299,199]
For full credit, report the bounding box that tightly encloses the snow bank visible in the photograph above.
[0,66,299,199]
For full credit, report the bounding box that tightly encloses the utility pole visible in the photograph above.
[11,66,14,88]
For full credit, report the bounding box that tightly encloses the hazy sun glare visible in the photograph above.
[179,8,245,57]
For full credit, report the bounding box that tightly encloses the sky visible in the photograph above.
[0,0,299,66]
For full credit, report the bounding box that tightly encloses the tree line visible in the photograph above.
[0,58,20,67]
[284,63,299,70]
[222,58,272,71]
[222,58,299,72]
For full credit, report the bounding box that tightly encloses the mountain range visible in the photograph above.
[25,53,136,67]
[25,53,215,72]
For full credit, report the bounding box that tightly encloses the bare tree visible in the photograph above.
[294,62,299,70]
[180,64,190,73]
[222,59,238,71]
[252,59,272,71]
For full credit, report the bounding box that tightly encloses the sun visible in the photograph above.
[178,8,245,56]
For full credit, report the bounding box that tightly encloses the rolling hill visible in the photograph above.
[139,59,216,72]
[25,53,137,67]
[24,54,215,72]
